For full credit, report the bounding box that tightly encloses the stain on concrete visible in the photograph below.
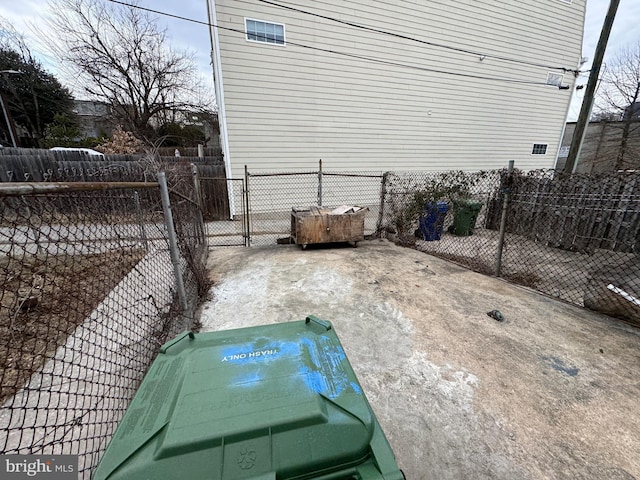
[542,356,580,377]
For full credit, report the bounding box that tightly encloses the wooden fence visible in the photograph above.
[0,147,229,218]
[488,170,640,253]
[156,146,223,157]
[0,148,225,182]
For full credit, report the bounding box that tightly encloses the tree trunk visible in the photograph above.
[31,87,42,140]
[615,82,640,170]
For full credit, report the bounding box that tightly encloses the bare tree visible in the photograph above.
[43,0,210,140]
[595,42,640,169]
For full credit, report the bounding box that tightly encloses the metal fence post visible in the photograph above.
[244,165,251,247]
[158,172,188,310]
[495,160,515,277]
[318,159,323,207]
[190,163,206,246]
[190,163,204,210]
[375,172,390,237]
[133,191,148,250]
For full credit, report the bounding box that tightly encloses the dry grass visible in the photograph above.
[0,250,144,402]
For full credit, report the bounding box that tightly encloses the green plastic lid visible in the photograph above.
[453,198,482,209]
[93,317,403,480]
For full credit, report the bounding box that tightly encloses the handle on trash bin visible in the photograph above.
[305,315,332,331]
[159,331,195,354]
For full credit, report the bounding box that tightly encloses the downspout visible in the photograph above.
[207,0,235,219]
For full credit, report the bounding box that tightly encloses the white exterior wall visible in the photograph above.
[212,0,585,178]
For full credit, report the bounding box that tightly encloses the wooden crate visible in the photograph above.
[291,206,366,248]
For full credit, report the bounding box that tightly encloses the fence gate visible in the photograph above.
[244,166,385,247]
[198,177,247,247]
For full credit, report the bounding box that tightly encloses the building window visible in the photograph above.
[546,72,564,87]
[532,144,548,155]
[246,19,285,45]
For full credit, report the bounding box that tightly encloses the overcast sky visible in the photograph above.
[1,0,639,121]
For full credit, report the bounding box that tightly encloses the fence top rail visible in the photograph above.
[322,172,384,178]
[247,171,385,178]
[0,181,159,197]
[248,171,319,177]
[199,177,244,181]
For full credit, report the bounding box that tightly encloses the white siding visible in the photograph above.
[213,0,585,178]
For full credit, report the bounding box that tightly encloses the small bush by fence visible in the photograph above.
[0,178,207,478]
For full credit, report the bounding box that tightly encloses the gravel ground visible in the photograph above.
[200,239,640,480]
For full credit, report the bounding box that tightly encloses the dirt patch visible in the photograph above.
[0,250,144,402]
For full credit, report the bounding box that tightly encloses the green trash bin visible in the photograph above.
[450,198,483,236]
[93,316,404,480]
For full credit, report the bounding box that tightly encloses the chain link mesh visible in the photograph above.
[3,164,639,478]
[499,170,640,321]
[246,170,384,246]
[0,181,207,478]
[378,168,640,325]
[200,177,247,247]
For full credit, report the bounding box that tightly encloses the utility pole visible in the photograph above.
[564,0,620,173]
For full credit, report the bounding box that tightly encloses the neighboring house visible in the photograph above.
[72,100,114,138]
[624,102,640,120]
[153,109,221,147]
[207,0,585,182]
[557,120,640,173]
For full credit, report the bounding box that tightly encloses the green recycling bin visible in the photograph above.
[93,316,404,480]
[450,198,483,236]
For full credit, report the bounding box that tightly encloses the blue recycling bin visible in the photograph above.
[419,201,449,241]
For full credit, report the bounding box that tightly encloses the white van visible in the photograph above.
[50,147,104,157]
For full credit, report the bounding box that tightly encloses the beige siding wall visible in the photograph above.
[214,0,585,178]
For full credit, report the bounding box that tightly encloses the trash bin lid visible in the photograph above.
[93,317,402,480]
[453,198,482,210]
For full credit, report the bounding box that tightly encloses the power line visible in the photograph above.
[104,0,561,87]
[257,0,580,74]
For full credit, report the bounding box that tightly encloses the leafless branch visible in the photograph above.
[41,0,211,140]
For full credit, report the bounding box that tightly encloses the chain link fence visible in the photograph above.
[246,168,384,246]
[496,169,639,322]
[0,178,207,478]
[199,177,247,247]
[3,161,639,478]
[237,163,640,325]
[378,168,640,325]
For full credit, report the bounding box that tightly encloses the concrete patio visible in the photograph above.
[200,239,640,480]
